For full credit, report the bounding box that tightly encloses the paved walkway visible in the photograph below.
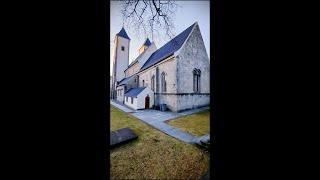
[110,100,209,144]
[110,100,135,113]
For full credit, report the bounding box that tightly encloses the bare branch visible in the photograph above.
[120,0,179,41]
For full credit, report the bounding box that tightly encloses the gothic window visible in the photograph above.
[121,46,125,51]
[161,72,167,92]
[151,75,155,91]
[193,68,201,93]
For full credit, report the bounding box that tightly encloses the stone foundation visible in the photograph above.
[155,93,210,112]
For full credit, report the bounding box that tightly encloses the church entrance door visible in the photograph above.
[145,96,150,109]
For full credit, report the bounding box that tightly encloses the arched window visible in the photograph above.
[161,72,167,92]
[151,75,155,91]
[142,80,145,87]
[193,68,201,93]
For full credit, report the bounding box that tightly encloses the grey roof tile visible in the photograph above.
[124,87,146,97]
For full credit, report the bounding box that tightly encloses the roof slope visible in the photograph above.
[118,75,134,86]
[117,27,131,40]
[125,59,139,70]
[124,87,146,97]
[140,23,196,71]
[125,41,156,72]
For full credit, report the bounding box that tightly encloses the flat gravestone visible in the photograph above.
[110,127,138,147]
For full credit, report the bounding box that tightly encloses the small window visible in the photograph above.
[142,80,145,87]
[193,68,201,93]
[161,72,166,92]
[131,97,133,104]
[121,46,125,51]
[151,75,155,91]
[126,96,128,102]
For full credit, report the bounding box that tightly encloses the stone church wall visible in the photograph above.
[138,58,178,111]
[176,94,210,112]
[175,23,210,111]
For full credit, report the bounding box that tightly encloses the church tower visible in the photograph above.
[111,27,130,99]
[138,38,151,54]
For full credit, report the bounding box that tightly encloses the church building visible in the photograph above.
[111,22,210,112]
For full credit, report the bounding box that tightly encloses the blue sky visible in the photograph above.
[110,1,210,75]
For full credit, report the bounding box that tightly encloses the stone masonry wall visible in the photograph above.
[138,58,178,111]
[176,23,210,110]
[176,94,210,112]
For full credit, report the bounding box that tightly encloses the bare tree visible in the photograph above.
[120,0,180,41]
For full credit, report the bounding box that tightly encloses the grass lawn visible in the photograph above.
[166,109,210,136]
[110,106,209,179]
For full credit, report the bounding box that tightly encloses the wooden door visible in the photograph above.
[145,96,150,109]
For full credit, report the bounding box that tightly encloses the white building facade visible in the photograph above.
[123,87,154,110]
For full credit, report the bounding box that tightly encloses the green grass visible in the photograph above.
[167,109,210,136]
[110,106,209,179]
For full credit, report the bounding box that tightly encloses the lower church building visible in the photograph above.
[111,22,210,112]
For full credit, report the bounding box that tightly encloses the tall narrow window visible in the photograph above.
[142,80,145,87]
[151,75,155,91]
[131,97,133,104]
[193,69,201,93]
[161,72,166,92]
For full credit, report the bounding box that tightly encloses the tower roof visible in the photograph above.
[143,38,151,47]
[116,27,130,40]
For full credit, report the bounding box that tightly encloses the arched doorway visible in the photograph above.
[145,95,150,109]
